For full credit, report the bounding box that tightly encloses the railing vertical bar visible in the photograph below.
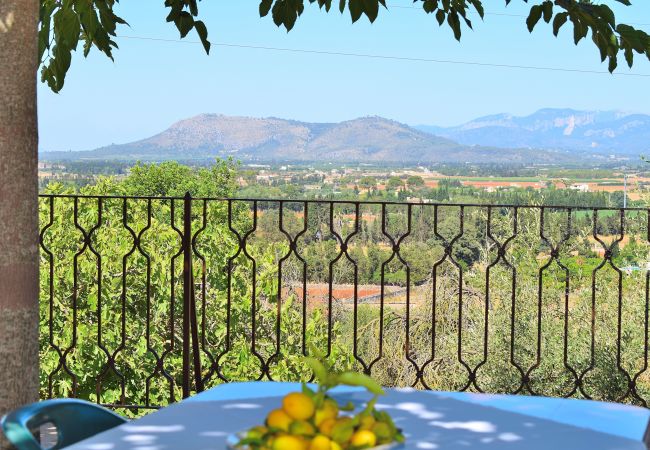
[190,268,204,393]
[301,202,308,358]
[91,198,104,403]
[191,199,209,387]
[327,203,336,357]
[182,192,192,398]
[273,201,285,379]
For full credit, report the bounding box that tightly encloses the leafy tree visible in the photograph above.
[2,0,650,432]
[386,176,404,191]
[121,159,238,197]
[406,175,426,190]
[358,176,377,192]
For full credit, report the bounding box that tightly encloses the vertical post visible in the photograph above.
[190,269,204,393]
[182,192,192,399]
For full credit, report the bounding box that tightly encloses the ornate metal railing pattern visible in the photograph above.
[38,194,650,411]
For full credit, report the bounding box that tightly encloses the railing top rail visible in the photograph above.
[38,193,650,212]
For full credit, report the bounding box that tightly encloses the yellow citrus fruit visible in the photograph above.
[350,430,377,448]
[330,441,342,450]
[314,399,339,426]
[272,434,308,450]
[309,435,332,450]
[266,408,292,431]
[290,420,316,436]
[359,415,376,430]
[283,392,316,420]
[317,418,337,436]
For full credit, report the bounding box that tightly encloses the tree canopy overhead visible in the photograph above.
[40,0,650,93]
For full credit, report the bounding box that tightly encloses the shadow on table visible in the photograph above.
[68,390,646,450]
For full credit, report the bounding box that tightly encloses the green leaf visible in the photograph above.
[194,20,210,54]
[337,371,384,395]
[526,5,543,32]
[331,419,355,444]
[608,53,618,72]
[260,0,273,17]
[447,11,461,40]
[361,0,379,22]
[624,46,634,67]
[553,12,568,36]
[271,0,300,30]
[340,401,355,411]
[348,0,363,22]
[435,9,445,26]
[595,5,615,27]
[542,1,553,24]
[304,357,328,383]
[422,0,437,14]
[470,0,484,19]
[174,11,195,38]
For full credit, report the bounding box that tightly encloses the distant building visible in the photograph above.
[570,184,590,192]
[406,197,432,204]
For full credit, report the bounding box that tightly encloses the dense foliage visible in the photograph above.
[39,160,650,413]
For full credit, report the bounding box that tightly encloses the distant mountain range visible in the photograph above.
[40,109,648,164]
[415,108,650,155]
[40,114,573,164]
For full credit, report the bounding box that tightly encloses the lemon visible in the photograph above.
[266,408,293,431]
[309,435,332,450]
[317,418,337,436]
[283,392,316,420]
[290,420,316,436]
[314,399,339,426]
[272,435,308,450]
[350,430,377,448]
[359,415,376,430]
[330,442,342,450]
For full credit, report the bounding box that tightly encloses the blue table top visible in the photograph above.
[189,382,650,444]
[65,382,650,450]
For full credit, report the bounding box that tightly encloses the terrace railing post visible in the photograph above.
[182,192,192,399]
[182,192,205,398]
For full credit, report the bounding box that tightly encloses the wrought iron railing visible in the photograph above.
[38,194,650,412]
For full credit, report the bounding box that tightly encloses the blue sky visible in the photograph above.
[38,0,650,152]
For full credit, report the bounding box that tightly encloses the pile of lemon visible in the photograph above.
[235,391,403,450]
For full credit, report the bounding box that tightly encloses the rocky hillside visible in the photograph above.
[41,114,575,163]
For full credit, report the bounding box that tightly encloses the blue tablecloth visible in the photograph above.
[65,382,650,449]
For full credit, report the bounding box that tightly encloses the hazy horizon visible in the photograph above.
[37,1,650,153]
[39,107,650,154]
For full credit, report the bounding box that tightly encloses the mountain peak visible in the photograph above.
[40,113,569,164]
[416,109,649,154]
